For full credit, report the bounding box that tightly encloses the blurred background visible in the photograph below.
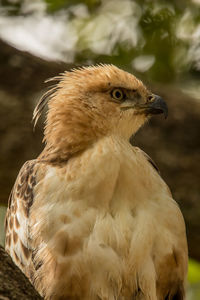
[0,0,200,298]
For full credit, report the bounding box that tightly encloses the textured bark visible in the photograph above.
[0,38,200,262]
[0,246,43,299]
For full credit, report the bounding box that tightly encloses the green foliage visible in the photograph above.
[188,259,200,300]
[189,259,200,284]
[1,0,22,15]
[1,0,200,83]
[44,0,100,13]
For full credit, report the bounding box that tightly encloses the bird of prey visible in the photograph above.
[5,65,188,300]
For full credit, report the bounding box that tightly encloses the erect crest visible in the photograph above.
[32,75,65,128]
[32,64,127,128]
[31,66,90,128]
[31,66,89,128]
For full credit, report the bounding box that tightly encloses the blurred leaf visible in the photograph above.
[188,259,200,284]
[0,0,200,88]
[45,0,100,13]
[1,0,22,15]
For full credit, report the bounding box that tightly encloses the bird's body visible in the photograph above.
[5,65,188,300]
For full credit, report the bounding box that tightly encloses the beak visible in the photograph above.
[146,94,168,119]
[120,94,168,119]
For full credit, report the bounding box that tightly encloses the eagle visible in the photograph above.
[5,65,188,300]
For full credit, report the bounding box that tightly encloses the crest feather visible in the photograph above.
[32,83,58,128]
[32,64,116,128]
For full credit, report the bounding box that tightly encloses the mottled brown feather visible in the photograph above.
[5,160,40,275]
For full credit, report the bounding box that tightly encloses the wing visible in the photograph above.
[133,146,160,172]
[5,160,39,280]
[139,149,160,173]
[133,147,187,299]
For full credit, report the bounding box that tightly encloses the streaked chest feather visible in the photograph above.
[30,137,186,300]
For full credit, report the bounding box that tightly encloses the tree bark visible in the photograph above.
[0,38,200,262]
[0,246,43,299]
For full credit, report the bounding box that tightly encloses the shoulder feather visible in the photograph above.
[5,160,39,275]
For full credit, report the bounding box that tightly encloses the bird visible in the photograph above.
[5,64,188,300]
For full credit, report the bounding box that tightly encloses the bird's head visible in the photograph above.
[33,64,167,162]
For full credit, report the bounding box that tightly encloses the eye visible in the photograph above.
[111,88,125,101]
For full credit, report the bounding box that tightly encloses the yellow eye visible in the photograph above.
[111,88,125,101]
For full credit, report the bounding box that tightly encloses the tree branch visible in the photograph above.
[0,246,43,299]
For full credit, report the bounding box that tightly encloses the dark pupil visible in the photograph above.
[115,91,122,98]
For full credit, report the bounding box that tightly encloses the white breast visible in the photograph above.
[30,136,187,300]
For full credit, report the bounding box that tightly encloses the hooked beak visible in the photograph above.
[146,95,168,119]
[120,94,168,119]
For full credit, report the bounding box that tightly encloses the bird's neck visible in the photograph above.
[39,105,109,165]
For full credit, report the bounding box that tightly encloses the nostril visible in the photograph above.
[147,95,154,103]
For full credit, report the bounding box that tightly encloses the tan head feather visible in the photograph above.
[36,65,149,163]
